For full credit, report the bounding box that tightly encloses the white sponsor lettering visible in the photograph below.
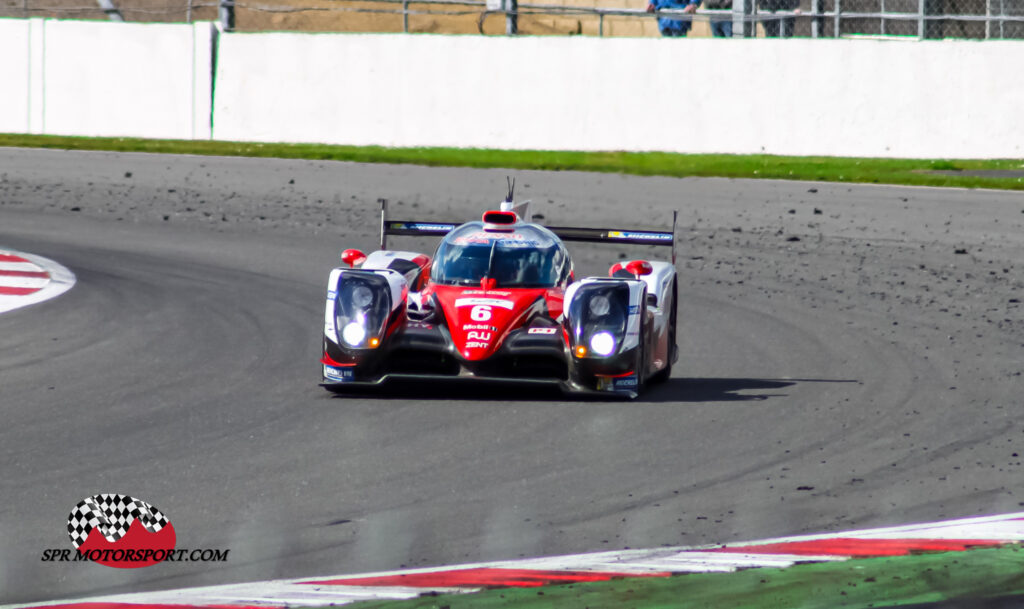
[467,331,492,341]
[527,327,558,335]
[324,365,354,382]
[609,231,672,241]
[470,305,492,322]
[462,323,494,331]
[455,298,514,310]
[465,341,489,349]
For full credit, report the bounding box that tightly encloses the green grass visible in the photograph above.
[3,133,1024,190]
[331,545,1024,609]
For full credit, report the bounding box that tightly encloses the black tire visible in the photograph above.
[652,278,677,384]
[633,312,647,396]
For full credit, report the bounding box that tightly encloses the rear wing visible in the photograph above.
[378,199,677,264]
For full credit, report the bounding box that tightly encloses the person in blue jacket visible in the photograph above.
[646,0,701,36]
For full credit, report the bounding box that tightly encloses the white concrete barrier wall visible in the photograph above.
[213,33,1022,159]
[1,19,1021,158]
[0,19,213,140]
[0,20,32,135]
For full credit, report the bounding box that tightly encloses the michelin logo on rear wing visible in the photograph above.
[390,223,457,233]
[608,231,673,242]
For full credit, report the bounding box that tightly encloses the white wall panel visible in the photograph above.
[41,20,203,139]
[213,33,1024,159]
[2,19,1020,158]
[0,20,31,134]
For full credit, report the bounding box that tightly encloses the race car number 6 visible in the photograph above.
[470,305,492,321]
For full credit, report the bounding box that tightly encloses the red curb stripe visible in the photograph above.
[307,567,672,588]
[708,538,1008,557]
[0,286,43,295]
[0,254,29,263]
[0,270,49,278]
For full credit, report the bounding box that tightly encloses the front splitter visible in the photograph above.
[320,372,637,399]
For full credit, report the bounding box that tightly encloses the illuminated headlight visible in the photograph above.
[342,322,367,347]
[352,285,374,309]
[589,331,616,356]
[589,294,611,317]
[334,273,392,350]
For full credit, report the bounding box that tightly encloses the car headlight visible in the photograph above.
[334,273,392,349]
[588,294,610,317]
[568,284,629,358]
[342,321,367,347]
[352,285,374,309]
[589,331,616,356]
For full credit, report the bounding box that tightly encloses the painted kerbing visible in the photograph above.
[0,249,76,314]
[7,512,1024,609]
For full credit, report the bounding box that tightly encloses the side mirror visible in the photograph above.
[626,260,653,277]
[341,249,367,268]
[609,260,653,278]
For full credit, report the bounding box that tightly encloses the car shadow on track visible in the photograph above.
[638,377,860,403]
[323,379,566,402]
[323,377,859,403]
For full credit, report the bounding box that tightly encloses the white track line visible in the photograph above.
[0,276,50,289]
[0,261,45,272]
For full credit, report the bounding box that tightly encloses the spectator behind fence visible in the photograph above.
[704,0,732,37]
[758,0,799,36]
[646,0,701,37]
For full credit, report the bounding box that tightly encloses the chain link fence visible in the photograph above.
[2,0,1021,37]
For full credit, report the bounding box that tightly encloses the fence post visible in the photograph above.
[403,0,409,31]
[734,0,754,36]
[96,0,124,21]
[833,0,840,36]
[220,0,235,31]
[506,0,518,33]
[917,0,924,38]
[811,0,821,36]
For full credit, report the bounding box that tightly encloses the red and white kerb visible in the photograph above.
[0,249,76,314]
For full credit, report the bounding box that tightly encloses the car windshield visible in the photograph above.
[431,223,567,288]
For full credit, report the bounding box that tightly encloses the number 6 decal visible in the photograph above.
[470,305,492,321]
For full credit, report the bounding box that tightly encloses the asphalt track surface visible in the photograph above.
[1,148,1022,604]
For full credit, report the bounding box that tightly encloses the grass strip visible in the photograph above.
[334,545,1024,609]
[3,133,1024,191]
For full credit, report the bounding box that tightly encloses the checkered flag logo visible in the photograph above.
[67,493,170,550]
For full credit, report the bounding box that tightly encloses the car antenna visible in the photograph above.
[500,177,532,220]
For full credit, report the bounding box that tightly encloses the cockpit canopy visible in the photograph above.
[431,222,571,288]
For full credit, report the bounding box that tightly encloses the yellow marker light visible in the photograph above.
[368,337,381,348]
[575,345,588,358]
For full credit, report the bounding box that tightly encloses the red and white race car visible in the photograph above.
[321,191,678,398]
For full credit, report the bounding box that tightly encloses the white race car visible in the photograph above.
[321,188,678,398]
